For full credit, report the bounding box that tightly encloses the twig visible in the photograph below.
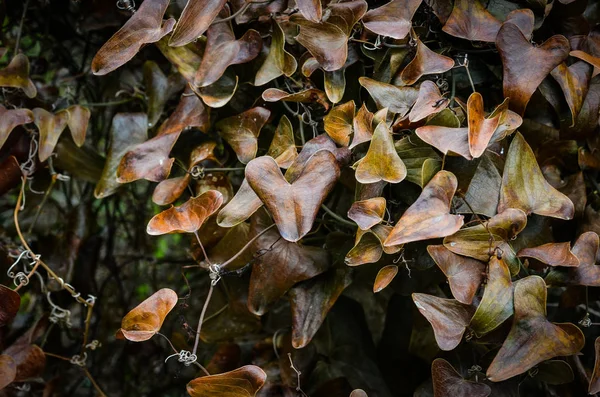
[82,367,108,397]
[28,174,57,234]
[191,283,215,357]
[194,231,213,267]
[287,353,308,397]
[14,0,30,54]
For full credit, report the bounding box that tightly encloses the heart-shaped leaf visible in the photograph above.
[152,176,190,206]
[412,293,475,350]
[348,197,386,230]
[33,108,69,162]
[297,0,322,22]
[469,255,514,337]
[384,171,464,247]
[194,8,262,87]
[373,264,399,293]
[216,107,270,164]
[285,134,350,181]
[354,122,407,184]
[454,154,502,217]
[324,100,355,146]
[118,288,178,342]
[395,134,442,187]
[408,80,448,122]
[400,36,455,85]
[432,358,491,397]
[289,267,352,348]
[550,61,592,127]
[350,103,374,149]
[546,232,600,286]
[196,71,239,108]
[0,285,20,327]
[262,87,330,110]
[266,115,298,168]
[442,0,502,42]
[290,0,367,71]
[416,125,472,159]
[444,208,527,276]
[359,77,419,116]
[468,93,505,158]
[496,21,570,115]
[0,105,33,150]
[169,0,227,47]
[486,276,585,382]
[427,245,485,304]
[255,19,297,85]
[186,365,266,397]
[147,190,223,235]
[362,0,422,40]
[91,0,175,75]
[499,132,574,220]
[246,152,340,242]
[590,337,600,394]
[518,242,580,267]
[345,224,401,266]
[0,354,16,390]
[0,54,36,98]
[248,212,330,315]
[94,113,148,199]
[116,132,178,183]
[217,179,263,228]
[63,105,91,147]
[157,85,210,135]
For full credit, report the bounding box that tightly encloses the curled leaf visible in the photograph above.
[348,197,386,230]
[216,107,271,164]
[169,0,227,47]
[416,125,471,160]
[262,87,330,110]
[359,77,418,116]
[546,232,600,286]
[363,0,422,40]
[217,179,263,228]
[157,85,210,135]
[255,19,298,86]
[467,93,505,159]
[64,105,91,147]
[147,190,224,235]
[373,265,398,293]
[91,0,175,75]
[324,100,355,146]
[0,105,33,150]
[442,0,502,42]
[119,288,178,342]
[267,116,298,169]
[187,365,266,397]
[152,176,191,206]
[33,108,69,162]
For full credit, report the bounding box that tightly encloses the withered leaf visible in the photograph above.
[518,242,580,267]
[550,61,592,127]
[116,132,178,183]
[262,87,330,110]
[408,80,448,123]
[266,115,298,169]
[0,54,36,98]
[0,354,16,390]
[63,105,91,147]
[546,232,600,286]
[217,179,263,228]
[147,190,223,235]
[486,276,585,382]
[412,293,475,351]
[400,36,455,85]
[290,0,368,72]
[187,365,266,397]
[499,133,574,220]
[33,108,69,162]
[427,245,485,305]
[416,125,472,160]
[91,0,175,75]
[246,152,340,242]
[395,134,442,187]
[0,106,33,150]
[467,93,505,158]
[152,176,190,206]
[496,21,570,115]
[590,337,600,394]
[0,285,20,327]
[297,0,322,22]
[216,107,271,164]
[324,100,355,146]
[194,7,262,87]
[362,0,422,40]
[255,19,297,86]
[157,85,210,135]
[432,358,491,397]
[350,390,368,397]
[373,264,399,293]
[169,0,227,47]
[4,344,45,382]
[348,197,386,230]
[442,0,501,42]
[354,122,407,184]
[196,71,239,108]
[345,225,400,266]
[350,103,374,149]
[118,288,178,342]
[359,77,419,116]
[469,256,514,337]
[384,171,464,247]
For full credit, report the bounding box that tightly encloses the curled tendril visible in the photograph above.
[116,0,135,13]
[70,352,87,367]
[164,350,197,366]
[209,263,222,286]
[579,313,592,328]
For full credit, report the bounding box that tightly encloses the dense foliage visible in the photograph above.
[1,0,600,396]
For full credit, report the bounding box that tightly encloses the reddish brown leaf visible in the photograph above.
[496,22,570,115]
[0,285,20,327]
[550,61,592,127]
[324,100,355,146]
[246,152,340,242]
[297,0,322,22]
[412,293,474,350]
[354,122,407,184]
[3,344,45,382]
[290,0,368,71]
[467,93,505,158]
[157,85,210,135]
[359,77,419,116]
[248,212,330,315]
[0,105,33,150]
[400,36,455,85]
[384,171,464,247]
[486,276,585,382]
[408,80,448,122]
[432,358,491,397]
[216,107,270,164]
[116,132,178,183]
[187,365,266,397]
[193,8,262,87]
[570,50,600,70]
[427,245,485,304]
[373,265,399,293]
[285,134,350,181]
[169,0,227,47]
[362,0,422,40]
[416,125,472,160]
[518,242,580,267]
[546,232,600,286]
[348,197,386,230]
[590,337,600,394]
[118,288,178,342]
[0,54,36,98]
[152,176,191,206]
[33,108,69,162]
[147,190,224,235]
[350,103,374,149]
[0,354,16,390]
[262,87,330,110]
[91,0,175,75]
[499,133,574,219]
[441,0,501,42]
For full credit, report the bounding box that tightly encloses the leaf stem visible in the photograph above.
[191,282,214,357]
[320,205,356,228]
[220,223,276,270]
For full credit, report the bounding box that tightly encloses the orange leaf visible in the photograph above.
[518,242,580,267]
[324,100,355,146]
[117,133,178,183]
[63,105,91,147]
[400,35,454,85]
[350,103,374,149]
[146,190,224,235]
[157,85,210,135]
[373,265,399,293]
[187,365,266,397]
[91,0,175,75]
[119,288,178,342]
[486,276,584,382]
[416,125,472,159]
[546,232,600,286]
[384,171,464,246]
[216,107,270,164]
[152,176,191,206]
